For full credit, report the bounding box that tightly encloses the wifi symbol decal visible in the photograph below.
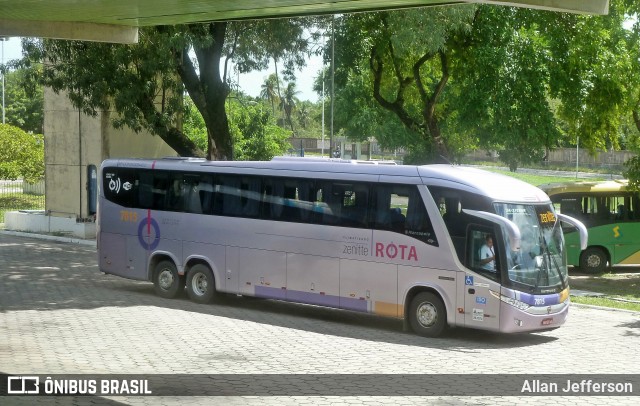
[108,177,122,193]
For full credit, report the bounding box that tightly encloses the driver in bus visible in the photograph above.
[479,235,496,272]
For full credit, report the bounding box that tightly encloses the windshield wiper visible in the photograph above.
[536,217,567,291]
[531,219,564,292]
[542,235,567,290]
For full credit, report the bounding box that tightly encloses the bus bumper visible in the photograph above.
[499,300,569,333]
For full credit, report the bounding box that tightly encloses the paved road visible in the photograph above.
[0,233,638,405]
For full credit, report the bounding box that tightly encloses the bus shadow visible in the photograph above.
[116,283,559,350]
[0,235,558,351]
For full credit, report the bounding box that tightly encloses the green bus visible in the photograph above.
[539,180,640,273]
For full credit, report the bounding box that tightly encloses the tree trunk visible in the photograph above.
[137,95,205,158]
[370,44,451,163]
[159,128,205,158]
[426,118,449,163]
[205,95,233,160]
[178,22,234,160]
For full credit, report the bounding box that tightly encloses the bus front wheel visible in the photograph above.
[186,264,216,304]
[408,292,447,338]
[579,247,608,274]
[153,260,184,299]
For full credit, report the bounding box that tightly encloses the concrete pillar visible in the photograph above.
[43,87,176,221]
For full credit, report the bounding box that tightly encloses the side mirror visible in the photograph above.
[556,213,588,250]
[462,209,521,251]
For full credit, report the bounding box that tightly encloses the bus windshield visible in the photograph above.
[494,203,568,294]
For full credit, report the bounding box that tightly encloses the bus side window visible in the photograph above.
[220,176,242,217]
[282,183,299,221]
[198,178,215,215]
[466,227,499,281]
[241,177,262,218]
[405,186,438,246]
[166,175,185,211]
[182,174,203,214]
[559,197,580,216]
[374,184,437,246]
[263,179,285,220]
[341,185,369,227]
[137,171,169,211]
[318,182,341,225]
[297,180,315,223]
[138,171,153,209]
[374,185,405,232]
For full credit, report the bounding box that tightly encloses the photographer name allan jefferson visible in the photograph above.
[522,379,633,394]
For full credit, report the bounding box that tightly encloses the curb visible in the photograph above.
[0,230,97,247]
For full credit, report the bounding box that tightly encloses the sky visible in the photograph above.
[1,36,325,102]
[2,37,22,61]
[233,55,324,102]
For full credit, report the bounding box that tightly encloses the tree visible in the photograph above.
[332,4,637,169]
[229,100,291,161]
[543,2,634,154]
[20,18,321,160]
[296,102,311,130]
[452,6,564,171]
[183,93,290,161]
[182,95,208,152]
[334,7,477,163]
[323,68,415,153]
[260,73,280,118]
[624,156,640,190]
[0,124,44,183]
[280,82,299,133]
[2,67,44,134]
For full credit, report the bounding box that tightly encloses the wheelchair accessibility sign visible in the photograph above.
[465,275,473,286]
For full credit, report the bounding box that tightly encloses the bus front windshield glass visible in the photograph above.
[494,203,568,294]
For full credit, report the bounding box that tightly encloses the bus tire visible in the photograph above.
[579,247,608,274]
[408,292,447,338]
[153,260,184,299]
[186,264,216,304]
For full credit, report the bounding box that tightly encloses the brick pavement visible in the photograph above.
[0,233,638,405]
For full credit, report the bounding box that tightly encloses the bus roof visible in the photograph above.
[104,158,550,203]
[539,179,630,195]
[272,156,398,165]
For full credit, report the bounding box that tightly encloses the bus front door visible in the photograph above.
[462,227,501,330]
[462,272,501,330]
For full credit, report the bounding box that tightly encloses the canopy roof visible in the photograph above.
[0,0,609,43]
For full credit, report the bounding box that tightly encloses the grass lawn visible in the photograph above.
[482,168,606,186]
[569,270,640,312]
[0,193,45,223]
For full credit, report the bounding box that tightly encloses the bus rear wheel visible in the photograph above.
[153,260,184,299]
[579,247,608,274]
[408,292,447,338]
[186,264,216,304]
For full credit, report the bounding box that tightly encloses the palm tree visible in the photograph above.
[297,103,310,130]
[260,74,280,118]
[280,82,299,134]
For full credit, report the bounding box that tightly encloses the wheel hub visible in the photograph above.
[192,273,208,296]
[159,269,174,290]
[587,255,601,268]
[417,302,438,327]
